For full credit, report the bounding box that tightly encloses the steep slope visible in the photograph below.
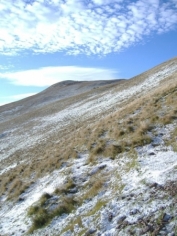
[0,57,177,236]
[0,79,123,122]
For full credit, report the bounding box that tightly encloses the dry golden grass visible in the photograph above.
[78,176,105,204]
[0,62,177,202]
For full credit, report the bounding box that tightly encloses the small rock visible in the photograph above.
[85,229,97,235]
[108,212,113,222]
[122,220,129,226]
[163,213,172,222]
[148,151,155,155]
[121,195,126,200]
[89,229,97,234]
[68,188,78,194]
[89,167,99,176]
[130,209,139,215]
[150,182,158,188]
[99,164,107,170]
[18,197,24,202]
[117,215,126,224]
[150,182,164,189]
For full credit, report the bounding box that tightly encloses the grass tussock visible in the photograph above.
[137,121,154,135]
[28,193,76,233]
[104,144,125,158]
[78,178,104,204]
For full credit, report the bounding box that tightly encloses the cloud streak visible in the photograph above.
[0,0,177,55]
[0,66,118,86]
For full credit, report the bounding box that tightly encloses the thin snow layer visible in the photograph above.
[0,105,23,121]
[0,123,177,235]
[0,170,65,236]
[30,144,177,236]
[0,63,177,235]
[30,124,177,236]
[42,63,177,125]
[0,162,17,175]
[1,63,177,164]
[137,146,177,184]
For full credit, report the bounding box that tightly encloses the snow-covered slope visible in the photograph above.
[0,57,177,236]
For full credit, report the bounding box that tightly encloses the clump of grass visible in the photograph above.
[161,114,177,125]
[131,134,152,147]
[126,118,133,124]
[93,145,104,155]
[28,205,40,216]
[39,192,52,206]
[52,196,76,217]
[137,121,153,135]
[92,140,106,155]
[54,178,76,195]
[127,125,135,133]
[28,193,77,233]
[104,144,124,158]
[29,208,48,232]
[7,178,32,200]
[28,192,52,217]
[150,115,159,123]
[97,128,106,137]
[119,130,125,136]
[78,176,105,204]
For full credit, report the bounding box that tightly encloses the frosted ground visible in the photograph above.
[1,122,177,235]
[1,62,177,163]
[0,58,177,235]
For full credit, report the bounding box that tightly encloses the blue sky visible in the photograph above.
[0,0,177,106]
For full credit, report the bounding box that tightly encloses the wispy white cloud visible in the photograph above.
[0,0,177,55]
[0,66,118,86]
[0,65,9,70]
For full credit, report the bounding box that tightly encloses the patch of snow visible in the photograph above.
[0,170,65,236]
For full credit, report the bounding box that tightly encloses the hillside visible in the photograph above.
[0,57,177,236]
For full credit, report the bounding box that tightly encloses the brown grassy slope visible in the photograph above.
[0,57,177,200]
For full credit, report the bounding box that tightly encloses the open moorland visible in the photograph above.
[0,57,177,236]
